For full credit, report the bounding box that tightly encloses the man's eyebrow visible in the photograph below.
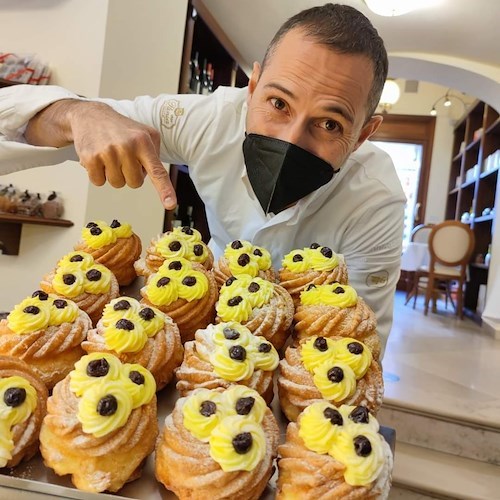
[323,104,354,125]
[263,82,295,99]
[264,82,354,124]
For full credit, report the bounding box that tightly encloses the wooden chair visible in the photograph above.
[403,224,434,305]
[414,220,475,318]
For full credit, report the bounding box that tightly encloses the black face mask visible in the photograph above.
[242,133,338,215]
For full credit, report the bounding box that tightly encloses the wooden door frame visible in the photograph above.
[371,114,436,225]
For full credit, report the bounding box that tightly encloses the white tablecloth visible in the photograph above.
[401,242,429,272]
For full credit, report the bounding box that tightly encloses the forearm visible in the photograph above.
[25,99,98,147]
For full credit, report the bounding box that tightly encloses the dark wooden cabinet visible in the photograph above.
[164,1,249,243]
[445,100,499,320]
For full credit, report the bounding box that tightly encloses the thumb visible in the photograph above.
[139,150,177,210]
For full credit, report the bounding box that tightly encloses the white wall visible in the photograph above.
[0,0,187,310]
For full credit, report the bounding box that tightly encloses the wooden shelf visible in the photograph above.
[0,213,74,256]
[465,137,481,152]
[485,116,500,135]
[480,166,499,180]
[470,263,489,270]
[460,178,476,189]
[473,214,494,223]
[448,187,460,195]
[0,78,20,88]
[0,213,73,227]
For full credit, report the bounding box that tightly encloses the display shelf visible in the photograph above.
[445,100,499,316]
[164,0,249,241]
[0,214,73,256]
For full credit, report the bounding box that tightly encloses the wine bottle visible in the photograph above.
[189,52,201,94]
[201,59,210,95]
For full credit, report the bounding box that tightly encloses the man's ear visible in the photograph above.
[247,62,261,104]
[353,115,384,152]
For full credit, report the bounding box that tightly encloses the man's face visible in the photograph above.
[246,28,382,169]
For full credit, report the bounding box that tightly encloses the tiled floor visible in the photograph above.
[383,291,500,428]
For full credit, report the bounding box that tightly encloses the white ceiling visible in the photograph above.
[200,0,500,108]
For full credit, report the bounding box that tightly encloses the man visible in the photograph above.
[0,4,405,355]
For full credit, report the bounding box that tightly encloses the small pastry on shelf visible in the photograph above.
[293,282,380,359]
[213,240,278,288]
[40,251,120,327]
[140,257,218,343]
[40,353,158,493]
[279,243,348,306]
[175,322,279,403]
[82,296,183,391]
[278,336,383,422]
[215,274,293,350]
[0,290,91,389]
[134,226,213,279]
[0,356,48,468]
[155,386,279,500]
[277,401,393,499]
[74,219,142,286]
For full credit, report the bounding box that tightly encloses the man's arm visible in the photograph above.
[0,85,176,209]
[341,196,405,358]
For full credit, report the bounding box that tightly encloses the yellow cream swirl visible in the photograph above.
[333,338,372,379]
[136,305,166,337]
[70,353,123,397]
[183,389,225,442]
[251,246,272,271]
[57,251,94,271]
[308,246,340,272]
[216,294,253,323]
[282,248,311,273]
[155,233,188,259]
[209,415,266,472]
[0,376,38,427]
[300,336,337,373]
[82,221,116,249]
[221,385,267,424]
[77,380,133,437]
[247,339,279,371]
[224,240,253,260]
[300,283,358,308]
[121,364,156,408]
[49,296,79,325]
[110,220,133,238]
[177,270,209,301]
[184,241,209,264]
[244,278,274,308]
[103,318,148,354]
[157,257,192,278]
[329,427,386,486]
[298,401,345,454]
[210,322,254,347]
[145,273,179,306]
[0,421,13,468]
[313,361,357,402]
[210,344,254,382]
[52,269,85,298]
[339,405,380,433]
[102,297,141,326]
[82,264,112,295]
[7,298,51,334]
[172,226,203,243]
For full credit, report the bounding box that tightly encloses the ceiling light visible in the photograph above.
[429,91,467,116]
[378,79,400,113]
[364,0,440,17]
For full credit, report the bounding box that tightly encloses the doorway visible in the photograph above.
[372,141,423,249]
[371,114,436,243]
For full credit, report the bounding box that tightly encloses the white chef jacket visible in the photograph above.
[0,84,406,355]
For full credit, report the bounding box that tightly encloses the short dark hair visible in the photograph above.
[261,3,388,119]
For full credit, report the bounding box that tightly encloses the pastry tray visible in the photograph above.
[0,282,395,499]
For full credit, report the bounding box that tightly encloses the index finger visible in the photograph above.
[138,147,177,210]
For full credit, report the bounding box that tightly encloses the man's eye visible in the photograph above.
[271,98,286,111]
[324,120,340,132]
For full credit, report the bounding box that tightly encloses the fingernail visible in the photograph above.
[163,196,175,209]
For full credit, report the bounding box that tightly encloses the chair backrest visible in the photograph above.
[428,220,475,267]
[410,223,435,243]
